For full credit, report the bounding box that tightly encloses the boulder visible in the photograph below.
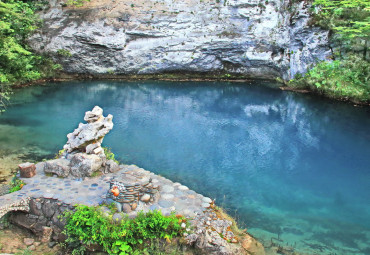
[69,153,103,178]
[104,160,120,173]
[44,159,70,177]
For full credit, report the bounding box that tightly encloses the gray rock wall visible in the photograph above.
[9,198,70,242]
[29,0,331,80]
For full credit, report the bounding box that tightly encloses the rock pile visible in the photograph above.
[43,106,118,178]
[63,106,113,155]
[105,171,159,213]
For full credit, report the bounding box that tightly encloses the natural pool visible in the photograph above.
[0,81,369,254]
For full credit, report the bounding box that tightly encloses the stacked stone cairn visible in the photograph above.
[105,172,159,213]
[42,106,119,178]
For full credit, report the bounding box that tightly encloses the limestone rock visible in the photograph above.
[63,106,113,154]
[69,153,103,178]
[29,0,331,81]
[104,160,120,173]
[44,159,70,177]
[84,106,103,123]
[86,142,101,154]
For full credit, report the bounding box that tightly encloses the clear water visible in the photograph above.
[0,81,369,254]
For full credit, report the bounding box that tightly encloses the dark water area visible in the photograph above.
[0,81,369,254]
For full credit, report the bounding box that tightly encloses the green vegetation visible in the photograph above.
[103,146,120,164]
[15,249,32,255]
[312,0,369,42]
[54,148,65,159]
[290,0,370,103]
[289,55,369,102]
[0,0,61,112]
[57,49,72,57]
[9,173,25,193]
[63,205,187,255]
[66,0,90,7]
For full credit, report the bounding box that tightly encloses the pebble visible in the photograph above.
[122,204,132,213]
[158,200,174,208]
[28,245,36,251]
[162,193,174,200]
[48,241,56,248]
[161,185,175,193]
[202,203,210,208]
[178,185,189,191]
[24,238,34,246]
[203,197,212,203]
[140,194,151,202]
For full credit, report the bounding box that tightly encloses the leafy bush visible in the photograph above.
[103,147,119,164]
[289,55,370,103]
[0,0,61,112]
[9,174,25,193]
[63,205,187,255]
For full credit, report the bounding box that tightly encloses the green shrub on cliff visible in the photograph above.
[290,0,370,103]
[63,205,187,255]
[0,0,60,112]
[289,55,370,102]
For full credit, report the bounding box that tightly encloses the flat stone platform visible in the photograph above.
[0,163,212,219]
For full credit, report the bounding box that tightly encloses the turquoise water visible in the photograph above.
[0,81,369,254]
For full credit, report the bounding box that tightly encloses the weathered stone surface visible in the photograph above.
[23,238,34,246]
[41,226,53,243]
[70,153,103,178]
[84,106,103,123]
[29,0,330,81]
[9,213,38,233]
[140,194,151,202]
[63,106,113,154]
[44,159,70,177]
[29,199,42,216]
[42,201,58,218]
[86,143,101,154]
[122,203,132,213]
[104,160,120,174]
[19,163,36,178]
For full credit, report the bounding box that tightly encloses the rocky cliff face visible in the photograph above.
[30,0,331,80]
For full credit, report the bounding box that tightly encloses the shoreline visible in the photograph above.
[0,162,266,254]
[11,72,370,107]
